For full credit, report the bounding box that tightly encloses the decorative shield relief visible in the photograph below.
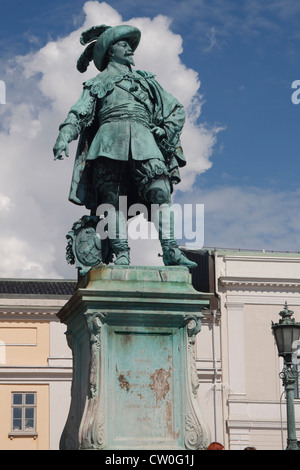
[66,215,112,276]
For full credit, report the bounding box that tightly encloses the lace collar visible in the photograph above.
[84,67,155,99]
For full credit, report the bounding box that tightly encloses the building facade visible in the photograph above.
[185,248,300,450]
[0,279,75,450]
[1,250,300,450]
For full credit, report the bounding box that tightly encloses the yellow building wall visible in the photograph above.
[0,384,49,450]
[0,320,50,449]
[0,320,49,366]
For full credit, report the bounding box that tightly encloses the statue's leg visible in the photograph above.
[131,159,197,268]
[94,158,130,265]
[148,179,197,268]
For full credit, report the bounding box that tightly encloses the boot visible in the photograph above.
[152,202,197,269]
[110,239,130,266]
[107,207,130,265]
[161,240,197,268]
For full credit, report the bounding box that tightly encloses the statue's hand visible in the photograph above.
[151,126,166,138]
[53,138,69,161]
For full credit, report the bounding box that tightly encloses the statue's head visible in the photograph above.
[107,39,136,67]
[77,24,141,73]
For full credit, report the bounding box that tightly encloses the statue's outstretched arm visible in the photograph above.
[53,87,96,161]
[53,124,78,160]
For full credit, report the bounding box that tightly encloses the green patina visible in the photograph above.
[53,24,197,271]
[58,266,211,450]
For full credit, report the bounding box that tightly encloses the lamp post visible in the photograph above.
[272,302,300,450]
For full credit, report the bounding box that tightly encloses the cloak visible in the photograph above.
[59,69,186,213]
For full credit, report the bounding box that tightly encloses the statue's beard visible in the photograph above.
[124,54,135,66]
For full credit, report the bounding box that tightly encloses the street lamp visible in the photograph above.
[272,302,300,450]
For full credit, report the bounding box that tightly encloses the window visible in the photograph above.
[10,392,37,436]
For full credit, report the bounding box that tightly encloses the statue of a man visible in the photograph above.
[53,24,196,268]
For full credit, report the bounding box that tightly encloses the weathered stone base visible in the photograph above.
[57,265,211,450]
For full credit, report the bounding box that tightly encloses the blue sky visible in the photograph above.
[0,0,300,278]
[1,0,298,187]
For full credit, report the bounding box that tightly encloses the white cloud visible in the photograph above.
[0,236,58,279]
[0,1,218,278]
[175,185,300,252]
[0,193,12,212]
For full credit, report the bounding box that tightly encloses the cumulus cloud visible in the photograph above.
[0,1,218,278]
[0,237,58,279]
[176,185,300,252]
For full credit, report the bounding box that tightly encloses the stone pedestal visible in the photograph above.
[57,266,211,450]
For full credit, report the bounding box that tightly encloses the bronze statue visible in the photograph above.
[53,25,196,269]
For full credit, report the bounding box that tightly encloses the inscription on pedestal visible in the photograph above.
[108,327,181,446]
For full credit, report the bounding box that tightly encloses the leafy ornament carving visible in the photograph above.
[79,313,106,449]
[185,413,205,450]
[185,315,202,396]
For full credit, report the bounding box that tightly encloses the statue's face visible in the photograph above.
[109,40,135,66]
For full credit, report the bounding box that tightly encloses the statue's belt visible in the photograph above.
[98,102,152,129]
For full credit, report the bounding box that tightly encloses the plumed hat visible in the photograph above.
[77,24,141,73]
